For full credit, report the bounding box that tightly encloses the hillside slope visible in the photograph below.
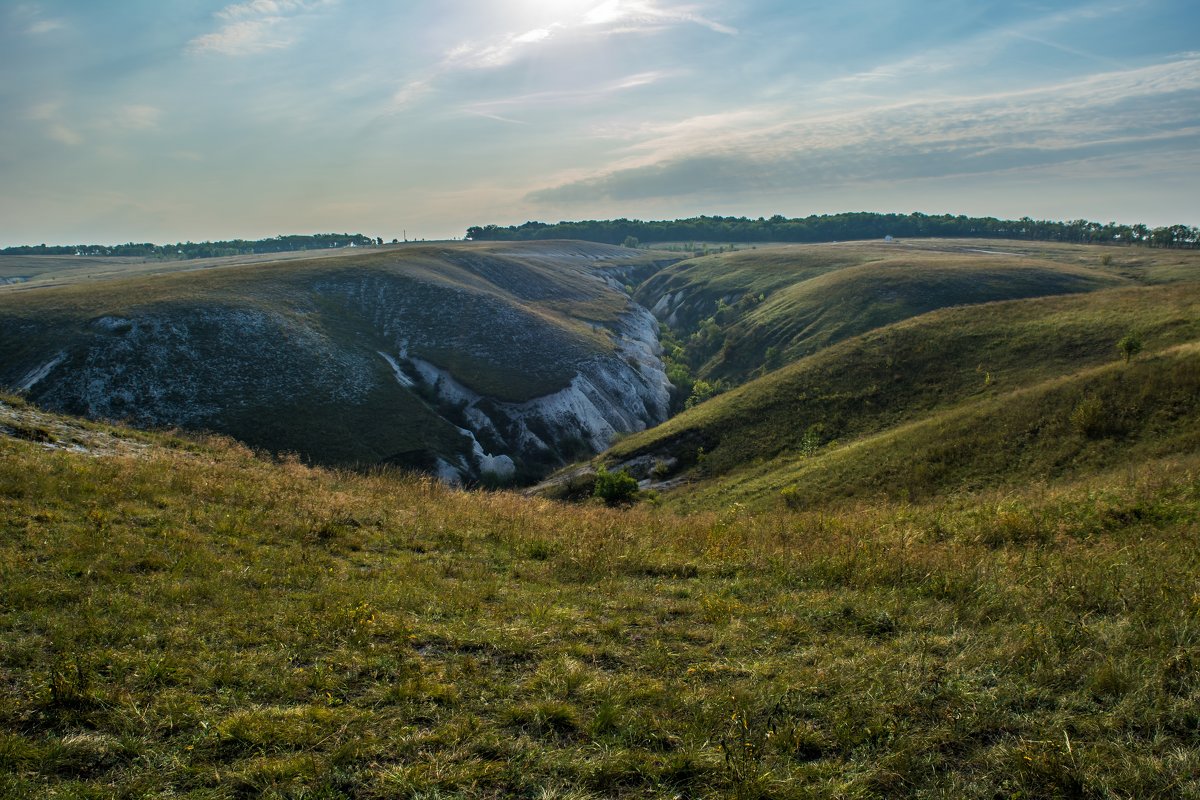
[637,239,1194,386]
[596,281,1200,508]
[0,241,676,482]
[3,397,1200,797]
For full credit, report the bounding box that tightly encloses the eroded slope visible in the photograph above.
[592,281,1200,508]
[0,241,676,482]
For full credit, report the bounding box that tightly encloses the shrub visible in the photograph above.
[593,466,639,506]
[780,485,802,509]
[1070,395,1112,438]
[1117,332,1143,363]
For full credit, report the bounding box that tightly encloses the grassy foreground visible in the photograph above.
[2,400,1199,798]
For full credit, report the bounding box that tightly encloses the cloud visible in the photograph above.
[817,1,1134,98]
[188,0,333,56]
[27,18,63,34]
[389,1,732,111]
[444,25,566,70]
[460,70,679,119]
[24,99,166,150]
[11,3,65,36]
[47,124,83,147]
[527,55,1200,204]
[390,79,434,110]
[121,105,163,131]
[26,102,83,147]
[217,0,311,19]
[188,18,291,55]
[583,0,736,35]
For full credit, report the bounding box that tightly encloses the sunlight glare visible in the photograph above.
[508,0,616,26]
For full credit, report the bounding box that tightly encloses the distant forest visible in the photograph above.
[0,233,381,259]
[467,213,1200,248]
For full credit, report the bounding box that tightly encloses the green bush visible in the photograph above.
[593,466,639,506]
[1117,331,1143,363]
[1070,395,1113,438]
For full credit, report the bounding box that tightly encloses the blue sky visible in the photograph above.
[1,0,1197,245]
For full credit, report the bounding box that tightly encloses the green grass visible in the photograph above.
[3,400,1200,797]
[682,340,1200,511]
[637,239,1200,384]
[605,281,1200,508]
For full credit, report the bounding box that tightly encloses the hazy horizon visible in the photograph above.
[2,0,1198,247]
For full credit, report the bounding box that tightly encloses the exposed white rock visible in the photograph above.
[92,316,132,332]
[463,405,505,445]
[397,302,670,483]
[434,457,464,485]
[409,357,477,408]
[17,351,67,392]
[467,434,516,480]
[377,351,414,388]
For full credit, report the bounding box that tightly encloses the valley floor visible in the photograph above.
[2,400,1199,798]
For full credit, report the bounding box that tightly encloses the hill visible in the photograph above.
[3,396,1200,797]
[590,279,1200,509]
[0,241,678,483]
[636,239,1193,388]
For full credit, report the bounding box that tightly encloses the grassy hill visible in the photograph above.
[0,241,676,482]
[637,239,1193,386]
[4,235,1200,797]
[3,396,1200,798]
[598,279,1200,509]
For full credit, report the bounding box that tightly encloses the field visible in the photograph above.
[3,397,1200,798]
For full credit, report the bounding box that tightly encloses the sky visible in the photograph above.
[1,0,1198,246]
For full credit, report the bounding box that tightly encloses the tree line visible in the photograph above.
[466,213,1199,248]
[0,233,381,259]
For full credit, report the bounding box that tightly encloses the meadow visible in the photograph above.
[2,395,1198,798]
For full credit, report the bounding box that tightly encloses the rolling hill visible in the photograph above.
[635,239,1186,386]
[4,237,1197,492]
[0,241,678,483]
[4,234,1200,797]
[591,279,1200,509]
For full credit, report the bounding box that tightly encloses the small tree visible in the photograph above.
[593,466,639,506]
[622,236,640,249]
[1117,332,1143,364]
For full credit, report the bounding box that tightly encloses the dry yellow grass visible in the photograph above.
[2,399,1199,797]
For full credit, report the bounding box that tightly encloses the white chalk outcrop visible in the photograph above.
[1,245,679,484]
[392,304,670,484]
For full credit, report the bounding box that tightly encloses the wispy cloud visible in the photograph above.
[529,55,1200,203]
[583,0,736,35]
[120,105,164,131]
[12,3,65,36]
[460,71,680,120]
[443,25,565,70]
[27,18,63,34]
[817,1,1134,98]
[217,0,312,19]
[46,124,83,147]
[27,102,83,147]
[388,1,732,111]
[188,0,334,56]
